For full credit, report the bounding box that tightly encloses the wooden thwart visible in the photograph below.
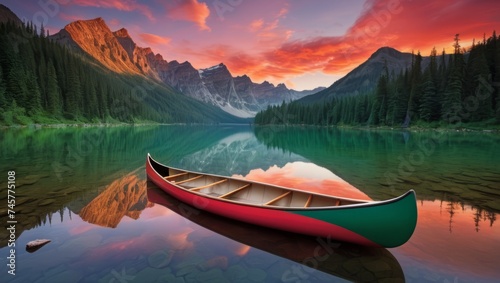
[304,194,313,208]
[190,179,228,191]
[175,175,203,185]
[219,184,251,198]
[164,172,188,180]
[264,191,292,205]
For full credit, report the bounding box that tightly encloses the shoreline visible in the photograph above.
[0,122,251,130]
[2,121,499,134]
[252,123,500,134]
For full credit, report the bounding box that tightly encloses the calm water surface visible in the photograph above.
[1,125,499,282]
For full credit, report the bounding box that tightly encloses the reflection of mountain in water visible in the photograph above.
[79,171,152,228]
[177,131,308,176]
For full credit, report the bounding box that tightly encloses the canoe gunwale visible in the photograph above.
[146,153,414,211]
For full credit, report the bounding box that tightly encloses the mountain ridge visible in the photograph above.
[298,46,416,104]
[49,17,322,117]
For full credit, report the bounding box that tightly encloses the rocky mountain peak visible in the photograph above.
[113,27,130,38]
[276,83,288,90]
[54,17,143,74]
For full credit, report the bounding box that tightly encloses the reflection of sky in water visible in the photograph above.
[235,161,371,200]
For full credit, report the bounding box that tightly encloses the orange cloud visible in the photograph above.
[70,0,155,21]
[171,0,499,89]
[249,19,264,32]
[167,0,211,31]
[139,33,171,46]
[241,0,500,83]
[236,162,372,201]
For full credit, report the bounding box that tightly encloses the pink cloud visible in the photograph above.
[166,0,211,31]
[70,0,155,21]
[139,33,171,46]
[249,19,264,32]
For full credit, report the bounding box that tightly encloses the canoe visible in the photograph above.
[147,185,405,282]
[146,154,417,247]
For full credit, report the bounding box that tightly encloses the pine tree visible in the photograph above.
[389,71,409,125]
[470,50,494,121]
[376,63,389,125]
[403,51,422,126]
[46,60,61,115]
[419,70,439,121]
[37,53,47,108]
[419,48,440,122]
[441,35,465,124]
[0,65,5,109]
[6,64,27,105]
[25,70,42,115]
[441,68,463,123]
[64,63,82,118]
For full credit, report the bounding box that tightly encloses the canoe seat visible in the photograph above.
[304,194,313,208]
[190,179,227,191]
[164,172,188,180]
[175,175,203,185]
[264,191,292,206]
[219,184,251,199]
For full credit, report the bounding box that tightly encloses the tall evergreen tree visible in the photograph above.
[64,63,82,118]
[441,67,463,123]
[403,51,422,126]
[0,65,6,109]
[469,50,494,121]
[25,70,42,115]
[376,63,389,125]
[419,70,439,121]
[46,60,61,115]
[419,48,440,122]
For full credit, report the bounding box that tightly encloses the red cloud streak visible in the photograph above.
[223,0,500,83]
[70,0,155,21]
[166,0,211,31]
[139,33,171,46]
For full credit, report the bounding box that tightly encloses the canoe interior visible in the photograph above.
[165,168,363,209]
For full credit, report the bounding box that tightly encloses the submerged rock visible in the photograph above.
[148,250,175,269]
[26,239,51,253]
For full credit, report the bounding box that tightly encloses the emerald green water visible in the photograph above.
[1,125,499,282]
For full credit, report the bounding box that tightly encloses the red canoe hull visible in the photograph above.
[146,157,378,246]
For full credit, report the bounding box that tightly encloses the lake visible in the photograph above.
[1,125,499,282]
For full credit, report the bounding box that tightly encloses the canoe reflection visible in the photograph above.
[147,182,405,282]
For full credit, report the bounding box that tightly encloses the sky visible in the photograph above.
[2,0,500,90]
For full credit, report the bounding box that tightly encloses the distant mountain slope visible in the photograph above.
[299,47,416,104]
[0,4,22,25]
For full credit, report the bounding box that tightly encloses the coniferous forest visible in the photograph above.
[255,33,500,128]
[0,21,241,125]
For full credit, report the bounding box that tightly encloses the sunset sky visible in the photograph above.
[3,0,500,90]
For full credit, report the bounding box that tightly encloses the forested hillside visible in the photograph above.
[0,21,242,125]
[255,33,500,128]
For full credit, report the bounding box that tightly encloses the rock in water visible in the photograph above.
[26,239,51,253]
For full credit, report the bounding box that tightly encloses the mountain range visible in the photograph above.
[1,3,435,120]
[49,17,324,117]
